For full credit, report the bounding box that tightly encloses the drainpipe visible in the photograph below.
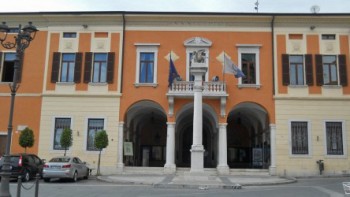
[120,13,126,93]
[271,15,275,95]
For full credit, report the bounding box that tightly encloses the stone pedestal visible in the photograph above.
[190,145,205,173]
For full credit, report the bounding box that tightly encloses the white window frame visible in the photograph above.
[289,55,306,86]
[0,51,16,83]
[323,120,347,158]
[134,43,159,87]
[288,120,312,157]
[185,48,209,81]
[51,116,73,152]
[84,117,107,153]
[237,44,261,88]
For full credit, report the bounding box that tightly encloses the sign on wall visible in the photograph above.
[124,142,133,156]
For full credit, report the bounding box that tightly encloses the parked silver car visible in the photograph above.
[43,156,89,182]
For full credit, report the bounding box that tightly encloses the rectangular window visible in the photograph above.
[1,53,16,82]
[289,55,304,85]
[92,53,107,83]
[63,32,77,38]
[241,53,256,84]
[87,119,104,151]
[322,55,337,85]
[291,121,308,155]
[322,34,336,40]
[60,53,76,82]
[139,52,154,83]
[53,118,71,150]
[326,122,343,155]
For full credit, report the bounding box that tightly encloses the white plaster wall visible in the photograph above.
[275,99,350,177]
[38,96,121,175]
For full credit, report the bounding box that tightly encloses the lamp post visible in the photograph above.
[0,21,38,197]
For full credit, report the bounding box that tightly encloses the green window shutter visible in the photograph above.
[339,54,348,86]
[282,54,290,86]
[51,52,61,83]
[305,54,313,86]
[107,52,115,84]
[315,55,323,86]
[74,53,83,83]
[84,52,93,83]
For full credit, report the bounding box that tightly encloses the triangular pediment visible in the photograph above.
[184,37,212,47]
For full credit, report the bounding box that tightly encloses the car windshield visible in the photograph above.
[49,157,70,163]
[0,156,20,165]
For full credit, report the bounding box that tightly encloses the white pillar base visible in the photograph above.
[164,164,176,174]
[116,163,124,173]
[217,165,230,175]
[269,166,276,176]
[190,145,204,173]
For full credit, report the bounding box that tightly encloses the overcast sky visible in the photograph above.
[0,0,349,13]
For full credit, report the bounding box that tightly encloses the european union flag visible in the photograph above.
[168,57,180,87]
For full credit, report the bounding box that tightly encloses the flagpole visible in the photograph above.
[222,51,225,83]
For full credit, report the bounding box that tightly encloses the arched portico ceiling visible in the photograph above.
[176,102,218,132]
[126,100,167,127]
[228,102,269,129]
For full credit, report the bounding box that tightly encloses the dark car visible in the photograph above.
[0,153,45,182]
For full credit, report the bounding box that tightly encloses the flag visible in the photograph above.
[168,56,180,87]
[223,54,245,78]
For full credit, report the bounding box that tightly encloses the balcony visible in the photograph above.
[167,81,228,117]
[167,81,228,98]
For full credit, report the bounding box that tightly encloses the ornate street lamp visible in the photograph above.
[0,21,38,197]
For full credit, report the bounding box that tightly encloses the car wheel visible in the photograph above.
[44,178,50,182]
[84,169,89,179]
[22,170,30,182]
[72,172,78,182]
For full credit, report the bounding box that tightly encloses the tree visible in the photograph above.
[94,130,109,176]
[60,128,73,156]
[19,127,34,153]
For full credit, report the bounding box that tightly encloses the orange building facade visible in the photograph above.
[0,12,349,177]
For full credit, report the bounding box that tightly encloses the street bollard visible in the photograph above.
[17,176,22,197]
[35,173,40,197]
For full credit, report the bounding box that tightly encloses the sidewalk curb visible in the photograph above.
[96,175,297,189]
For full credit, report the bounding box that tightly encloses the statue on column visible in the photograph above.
[192,49,206,63]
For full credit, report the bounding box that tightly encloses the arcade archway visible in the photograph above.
[124,101,167,167]
[227,102,270,169]
[175,103,218,168]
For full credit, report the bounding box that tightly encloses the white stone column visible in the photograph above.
[269,124,276,175]
[217,123,229,175]
[164,122,176,174]
[190,62,207,174]
[117,122,124,172]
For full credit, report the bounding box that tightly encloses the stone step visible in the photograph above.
[176,168,218,176]
[229,169,270,176]
[122,166,165,175]
[121,167,270,176]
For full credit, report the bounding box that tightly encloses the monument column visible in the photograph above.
[190,57,207,174]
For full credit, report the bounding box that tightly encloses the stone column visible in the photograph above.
[164,122,176,174]
[117,122,124,172]
[269,124,276,175]
[190,62,207,174]
[217,123,229,175]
